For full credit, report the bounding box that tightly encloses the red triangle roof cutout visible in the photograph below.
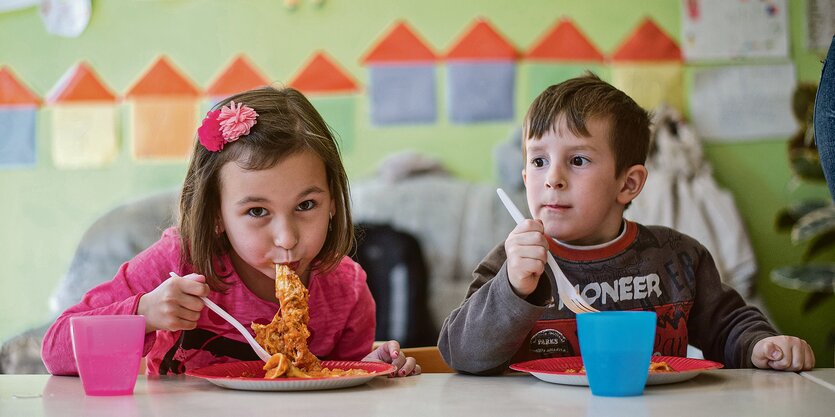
[125,56,201,98]
[48,62,117,103]
[206,55,271,96]
[288,51,359,95]
[446,18,518,60]
[361,21,437,64]
[0,66,41,106]
[525,18,604,62]
[612,18,681,62]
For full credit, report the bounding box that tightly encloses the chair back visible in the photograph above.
[400,346,454,373]
[353,224,438,347]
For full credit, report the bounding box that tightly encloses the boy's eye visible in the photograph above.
[248,207,269,217]
[570,156,588,166]
[297,200,317,211]
[531,157,546,168]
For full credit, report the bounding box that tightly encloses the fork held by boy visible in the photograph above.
[496,188,598,314]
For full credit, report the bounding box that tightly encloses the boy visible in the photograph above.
[438,73,815,374]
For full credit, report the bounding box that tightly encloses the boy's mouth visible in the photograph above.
[544,203,571,210]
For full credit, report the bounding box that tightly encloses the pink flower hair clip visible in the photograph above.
[197,101,259,152]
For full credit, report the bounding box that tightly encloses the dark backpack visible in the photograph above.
[352,223,437,347]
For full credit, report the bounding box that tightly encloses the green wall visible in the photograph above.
[1,0,832,366]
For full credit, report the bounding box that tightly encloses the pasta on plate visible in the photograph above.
[251,264,368,379]
[565,361,675,374]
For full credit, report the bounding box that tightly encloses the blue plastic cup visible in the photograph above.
[577,311,656,397]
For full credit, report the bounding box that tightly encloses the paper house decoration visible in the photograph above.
[205,55,271,103]
[288,51,359,152]
[46,62,119,169]
[610,18,683,111]
[445,18,517,123]
[523,18,606,105]
[289,51,359,95]
[526,18,605,62]
[0,66,41,168]
[125,56,201,159]
[612,18,681,61]
[361,20,438,125]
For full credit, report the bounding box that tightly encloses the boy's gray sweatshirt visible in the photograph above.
[438,222,777,374]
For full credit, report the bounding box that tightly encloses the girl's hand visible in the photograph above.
[137,273,210,333]
[362,340,421,377]
[504,219,548,297]
[752,335,815,371]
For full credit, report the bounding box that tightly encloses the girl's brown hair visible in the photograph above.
[178,86,353,291]
[523,72,650,176]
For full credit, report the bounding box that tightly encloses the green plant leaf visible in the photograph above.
[788,148,826,182]
[791,205,835,244]
[771,265,835,293]
[803,292,834,313]
[805,230,835,260]
[775,200,831,231]
[792,83,818,122]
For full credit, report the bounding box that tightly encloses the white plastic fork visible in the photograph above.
[169,272,272,362]
[496,189,599,314]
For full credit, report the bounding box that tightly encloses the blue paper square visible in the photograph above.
[369,65,437,125]
[447,62,515,123]
[0,107,37,167]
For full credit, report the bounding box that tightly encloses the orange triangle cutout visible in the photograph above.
[361,20,437,64]
[48,62,117,103]
[446,18,517,60]
[125,56,201,98]
[0,66,41,106]
[612,18,681,62]
[525,18,604,62]
[206,55,271,96]
[288,51,359,94]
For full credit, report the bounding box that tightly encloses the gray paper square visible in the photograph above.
[369,65,437,125]
[447,62,515,123]
[0,108,36,167]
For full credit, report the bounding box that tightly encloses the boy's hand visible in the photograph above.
[751,335,815,371]
[505,219,549,298]
[137,273,209,333]
[363,340,421,377]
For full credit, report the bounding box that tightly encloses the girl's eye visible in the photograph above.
[247,207,269,218]
[531,157,546,168]
[297,200,317,211]
[570,156,589,167]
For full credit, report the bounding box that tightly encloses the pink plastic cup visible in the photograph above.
[70,315,145,396]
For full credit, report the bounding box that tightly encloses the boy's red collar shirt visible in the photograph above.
[547,220,638,262]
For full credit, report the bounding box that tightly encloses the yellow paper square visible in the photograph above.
[130,98,199,160]
[611,64,683,112]
[51,104,119,169]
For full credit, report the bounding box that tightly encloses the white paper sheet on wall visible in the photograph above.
[689,64,797,141]
[681,0,789,61]
[807,0,835,51]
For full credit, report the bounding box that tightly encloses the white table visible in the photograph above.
[801,368,835,392]
[2,370,834,417]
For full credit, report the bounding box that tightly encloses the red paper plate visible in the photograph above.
[186,360,396,391]
[510,356,723,386]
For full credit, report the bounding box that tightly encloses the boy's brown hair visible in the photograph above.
[523,72,650,176]
[178,86,353,291]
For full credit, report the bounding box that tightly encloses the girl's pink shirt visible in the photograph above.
[41,228,376,376]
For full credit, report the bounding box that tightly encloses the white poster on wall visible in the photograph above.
[681,0,788,61]
[807,0,835,51]
[689,64,797,141]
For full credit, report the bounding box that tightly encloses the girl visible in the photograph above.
[42,87,421,377]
